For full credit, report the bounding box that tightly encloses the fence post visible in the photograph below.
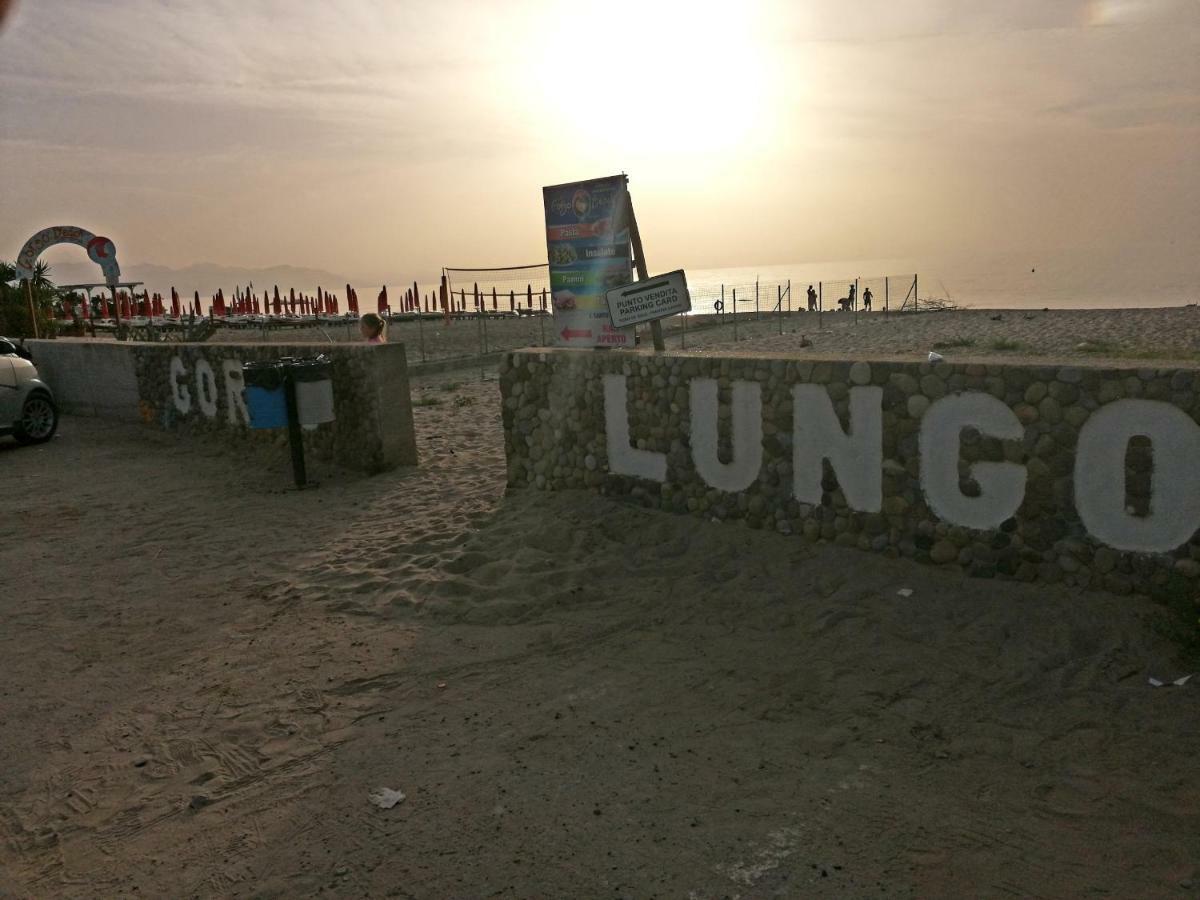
[418,294,426,361]
[777,285,782,335]
[885,276,889,320]
[721,284,725,329]
[733,288,738,342]
[755,279,760,321]
[914,274,918,313]
[787,279,791,317]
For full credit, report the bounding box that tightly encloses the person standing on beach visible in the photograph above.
[807,284,817,311]
[360,312,387,343]
[862,286,873,311]
[848,284,857,309]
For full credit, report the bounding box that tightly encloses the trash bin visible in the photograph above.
[291,355,335,428]
[242,361,288,429]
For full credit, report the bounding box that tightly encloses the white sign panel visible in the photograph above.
[605,270,692,329]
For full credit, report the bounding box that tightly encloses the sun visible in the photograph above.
[517,0,776,163]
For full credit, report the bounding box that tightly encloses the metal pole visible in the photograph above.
[681,308,686,350]
[627,195,665,351]
[885,276,889,319]
[721,284,725,329]
[777,285,782,335]
[818,281,823,331]
[283,367,307,488]
[855,277,859,327]
[755,278,760,321]
[112,284,123,340]
[417,295,426,361]
[914,274,918,312]
[733,288,738,342]
[23,279,39,339]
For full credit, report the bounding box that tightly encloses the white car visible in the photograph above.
[0,338,58,444]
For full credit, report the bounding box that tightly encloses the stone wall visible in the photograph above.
[31,340,418,473]
[500,348,1200,592]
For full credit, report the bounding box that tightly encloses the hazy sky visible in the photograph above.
[1,0,1196,284]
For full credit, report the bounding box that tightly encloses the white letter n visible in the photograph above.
[793,384,883,512]
[690,378,762,492]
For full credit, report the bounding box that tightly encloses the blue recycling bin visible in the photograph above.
[241,361,288,429]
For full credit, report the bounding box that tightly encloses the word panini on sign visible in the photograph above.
[605,269,692,330]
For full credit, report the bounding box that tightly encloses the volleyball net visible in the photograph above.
[442,263,551,314]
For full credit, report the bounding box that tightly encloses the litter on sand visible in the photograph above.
[368,787,407,809]
[896,588,913,598]
[927,351,944,364]
[1148,674,1193,688]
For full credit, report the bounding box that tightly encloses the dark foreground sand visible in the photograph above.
[1,373,1198,898]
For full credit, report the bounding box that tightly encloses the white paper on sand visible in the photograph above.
[896,588,913,598]
[1148,674,1193,688]
[927,351,944,364]
[368,787,407,809]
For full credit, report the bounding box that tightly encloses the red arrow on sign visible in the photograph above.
[561,327,593,341]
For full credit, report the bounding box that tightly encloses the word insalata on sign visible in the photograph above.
[542,175,635,348]
[606,269,692,330]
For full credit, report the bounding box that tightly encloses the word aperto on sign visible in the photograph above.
[606,269,692,329]
[602,374,1200,554]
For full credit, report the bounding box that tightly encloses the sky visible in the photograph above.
[0,0,1197,289]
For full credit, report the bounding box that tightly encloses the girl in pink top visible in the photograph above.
[360,313,386,344]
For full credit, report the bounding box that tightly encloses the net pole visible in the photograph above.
[418,294,426,361]
[818,282,823,331]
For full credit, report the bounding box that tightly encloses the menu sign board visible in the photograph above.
[542,175,634,348]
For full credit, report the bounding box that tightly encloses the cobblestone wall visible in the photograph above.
[500,349,1200,592]
[31,339,417,473]
[134,343,417,473]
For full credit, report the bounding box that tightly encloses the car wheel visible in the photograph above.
[14,392,58,444]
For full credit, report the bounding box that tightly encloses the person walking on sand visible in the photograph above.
[862,286,873,311]
[360,312,387,343]
[807,284,817,311]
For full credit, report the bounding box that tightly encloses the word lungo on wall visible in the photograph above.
[501,350,1200,588]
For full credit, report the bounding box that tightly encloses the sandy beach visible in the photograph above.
[3,332,1198,897]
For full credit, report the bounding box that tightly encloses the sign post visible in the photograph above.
[625,198,666,351]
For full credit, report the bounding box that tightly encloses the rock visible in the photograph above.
[920,374,947,398]
[849,362,871,385]
[907,395,930,418]
[1173,558,1200,579]
[930,540,958,564]
[1024,382,1048,404]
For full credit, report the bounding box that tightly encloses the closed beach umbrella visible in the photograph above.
[378,285,388,315]
[100,292,110,318]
